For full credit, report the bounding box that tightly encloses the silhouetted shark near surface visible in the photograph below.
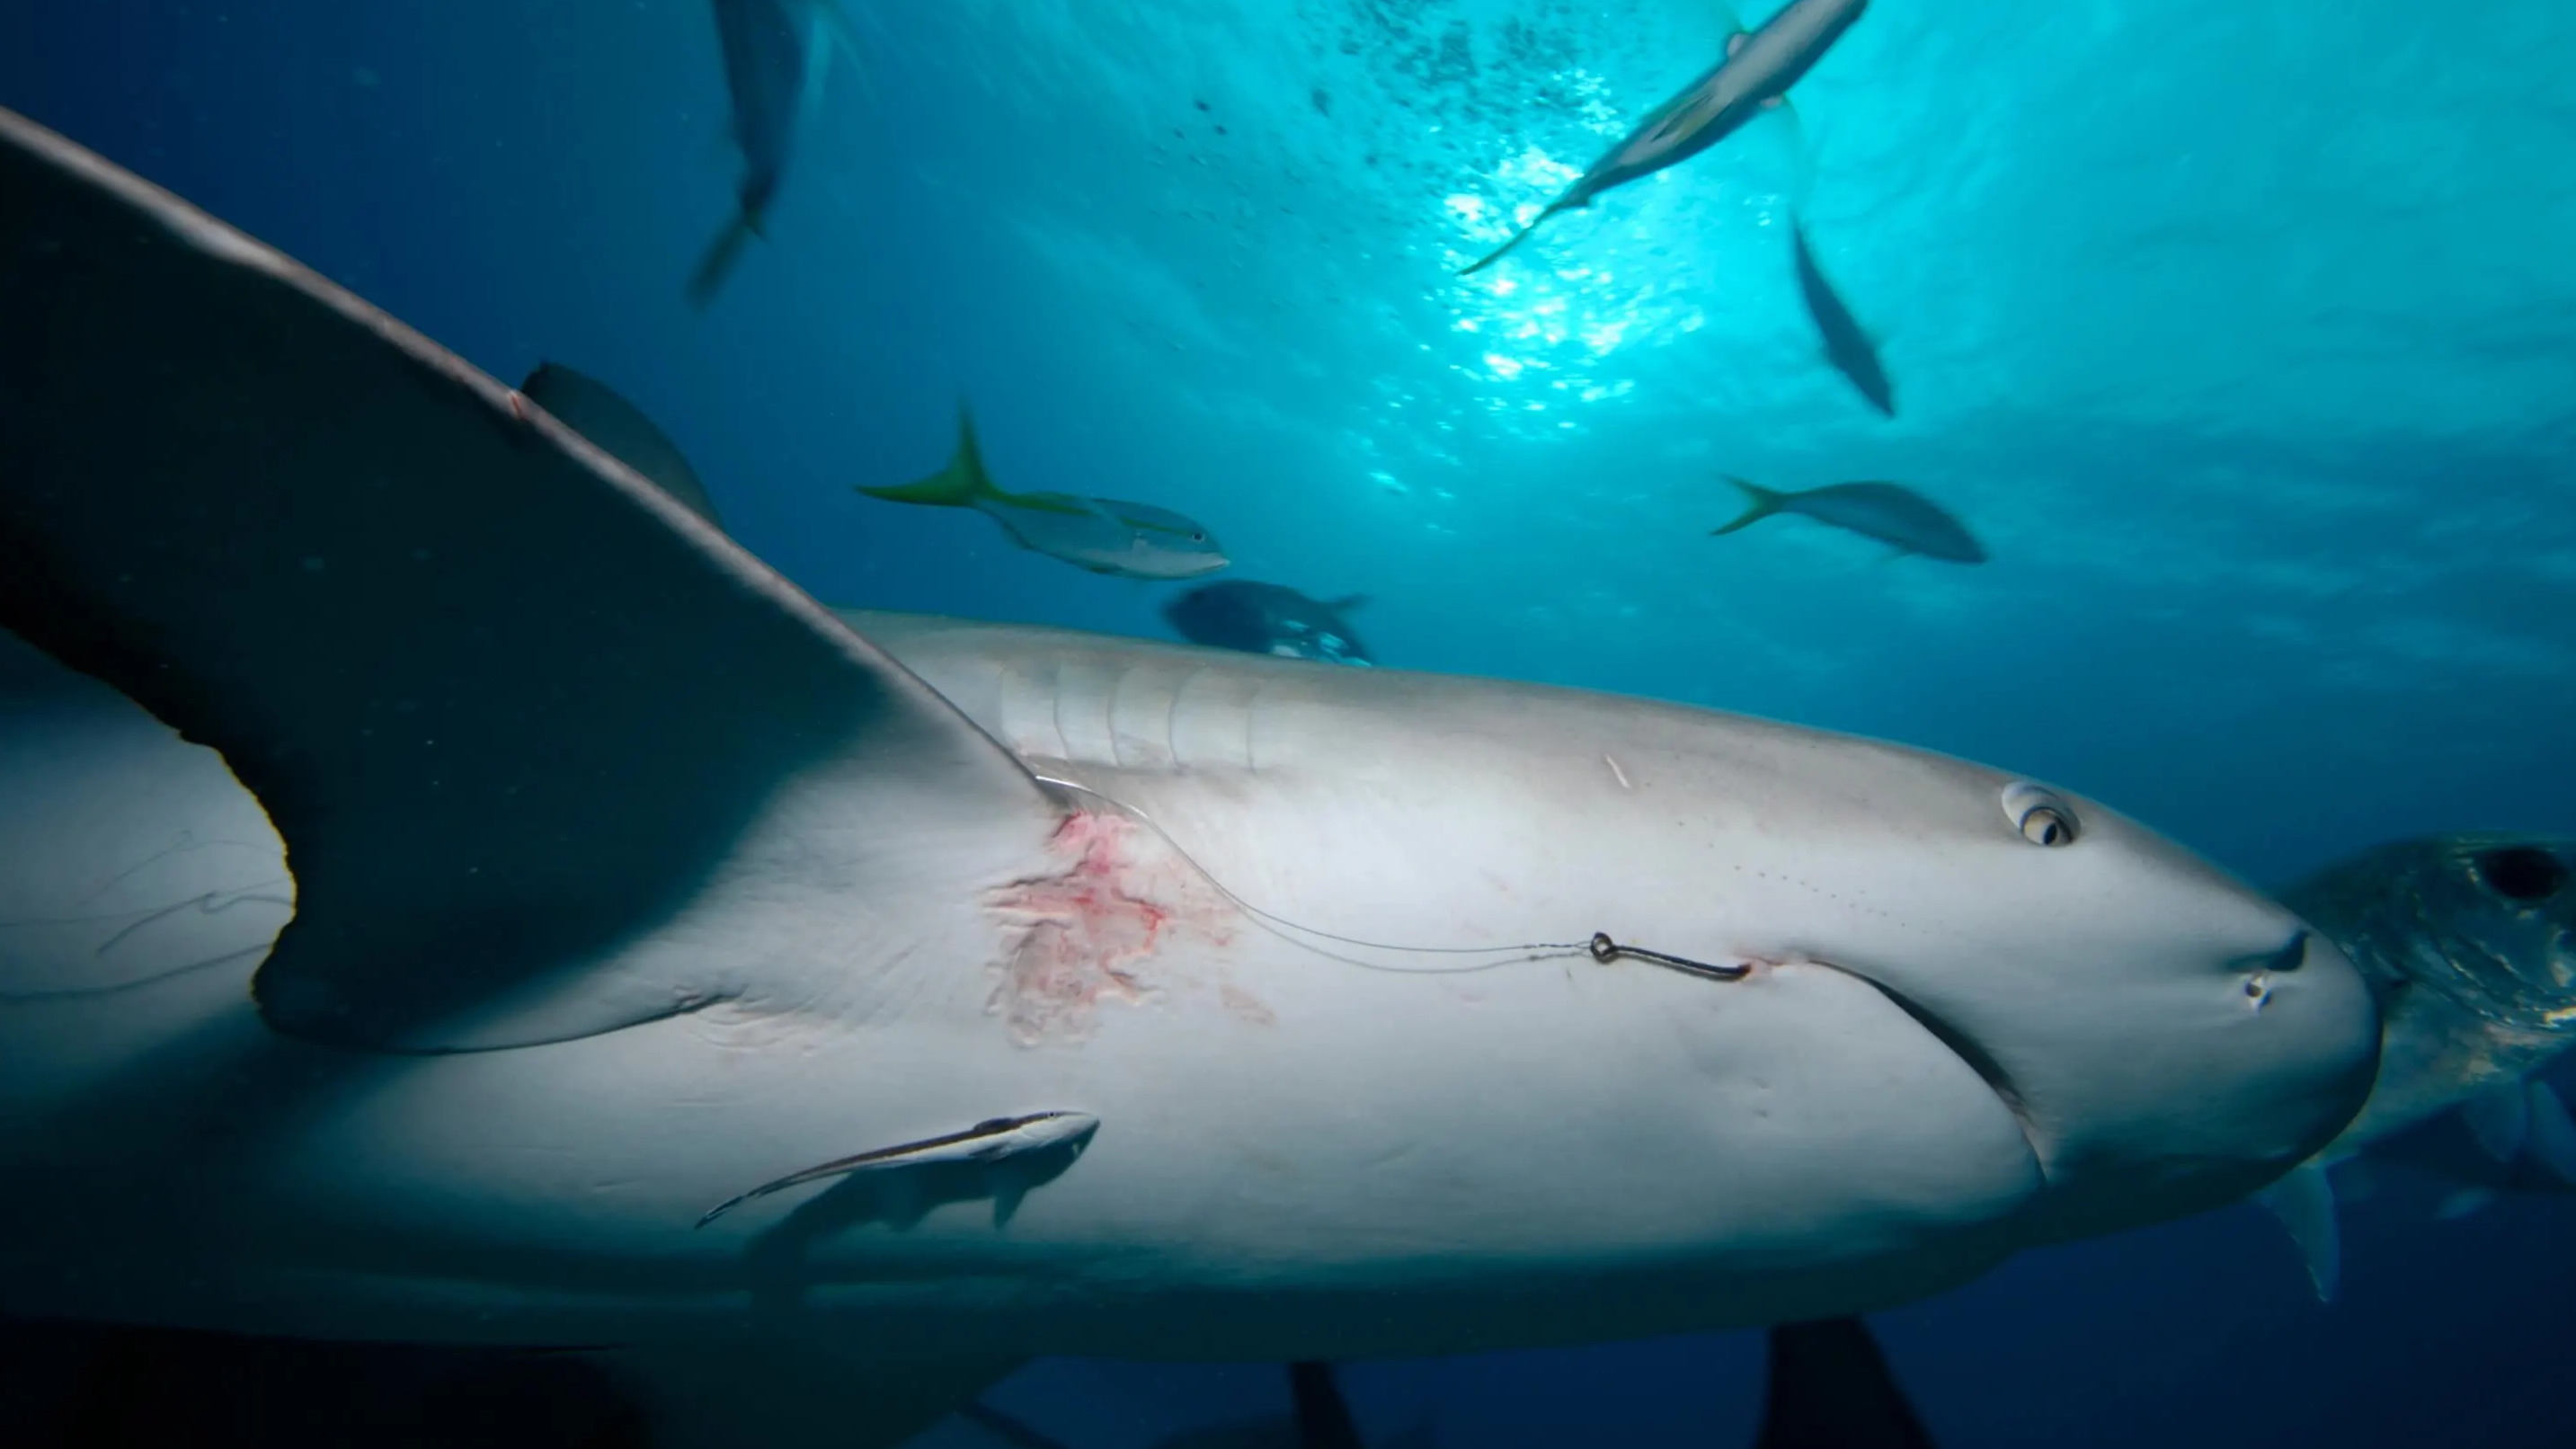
[1461,0,1872,275]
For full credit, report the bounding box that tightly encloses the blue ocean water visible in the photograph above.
[4,1,2573,1445]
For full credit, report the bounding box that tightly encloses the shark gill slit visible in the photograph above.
[1028,775,1750,985]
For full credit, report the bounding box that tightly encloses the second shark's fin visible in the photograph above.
[2254,1160,2342,1303]
[2463,1079,2533,1163]
[1756,1317,1940,1449]
[2523,1080,2576,1185]
[0,106,1067,1053]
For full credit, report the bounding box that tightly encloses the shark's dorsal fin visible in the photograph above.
[0,106,1063,1052]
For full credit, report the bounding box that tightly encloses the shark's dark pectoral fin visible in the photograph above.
[1757,1317,1940,1449]
[0,106,1061,1053]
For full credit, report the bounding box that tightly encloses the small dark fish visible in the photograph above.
[1460,0,1870,275]
[860,410,1228,581]
[688,0,865,307]
[1756,1317,1941,1449]
[1790,221,1894,416]
[518,362,724,528]
[1713,477,1985,564]
[1163,582,1372,665]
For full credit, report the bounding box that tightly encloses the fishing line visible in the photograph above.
[1030,775,1750,984]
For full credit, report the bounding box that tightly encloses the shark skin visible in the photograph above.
[0,102,2377,1428]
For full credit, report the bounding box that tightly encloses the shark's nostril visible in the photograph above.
[2270,930,2310,973]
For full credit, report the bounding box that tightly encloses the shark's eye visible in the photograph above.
[1190,531,1206,543]
[2474,846,2568,903]
[2000,780,2080,848]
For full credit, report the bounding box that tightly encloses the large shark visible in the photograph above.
[1459,0,1870,276]
[0,108,2376,1448]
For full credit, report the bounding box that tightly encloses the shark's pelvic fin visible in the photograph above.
[0,105,1063,1053]
[1755,1316,1940,1449]
[2253,1159,2341,1303]
[1289,1362,1369,1449]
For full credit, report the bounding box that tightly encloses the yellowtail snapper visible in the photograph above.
[1713,476,1985,563]
[859,410,1230,581]
[1460,0,1871,276]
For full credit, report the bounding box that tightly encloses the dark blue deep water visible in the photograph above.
[5,2,2574,1445]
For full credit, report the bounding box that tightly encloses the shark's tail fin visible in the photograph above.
[1712,476,1789,535]
[859,407,1000,509]
[1459,199,1572,277]
[685,209,761,309]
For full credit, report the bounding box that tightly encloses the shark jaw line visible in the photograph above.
[1805,958,2051,1187]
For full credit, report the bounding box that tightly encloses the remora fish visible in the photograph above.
[1460,0,1870,276]
[859,410,1229,581]
[2254,834,2576,1301]
[1711,477,1985,563]
[1790,222,1895,417]
[1163,582,1373,666]
[0,107,2375,1449]
[688,0,866,307]
[519,362,725,529]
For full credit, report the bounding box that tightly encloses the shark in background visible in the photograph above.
[1458,0,1870,276]
[2257,834,2576,1301]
